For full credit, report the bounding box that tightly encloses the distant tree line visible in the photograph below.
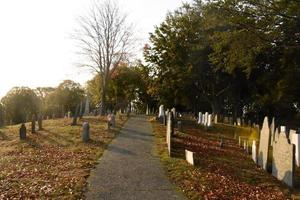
[143,0,300,126]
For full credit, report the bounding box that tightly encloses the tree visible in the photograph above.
[1,87,40,124]
[74,0,133,115]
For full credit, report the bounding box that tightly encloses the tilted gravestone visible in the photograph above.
[31,115,36,133]
[252,140,257,163]
[166,112,174,156]
[38,115,43,130]
[19,123,26,140]
[185,150,194,165]
[272,132,295,187]
[82,122,90,143]
[258,116,271,170]
[289,130,300,167]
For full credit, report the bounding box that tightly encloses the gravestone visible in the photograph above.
[239,136,241,147]
[207,114,212,127]
[198,112,202,124]
[289,130,300,167]
[204,112,208,126]
[31,115,36,133]
[82,122,90,143]
[252,140,257,163]
[258,116,271,170]
[280,126,286,134]
[214,114,218,124]
[19,123,26,140]
[177,121,183,132]
[224,117,229,124]
[158,105,164,118]
[272,132,295,187]
[67,111,71,118]
[270,117,275,146]
[202,113,205,125]
[185,150,194,165]
[166,112,174,156]
[38,115,43,130]
[171,108,176,119]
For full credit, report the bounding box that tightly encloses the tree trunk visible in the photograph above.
[99,75,107,116]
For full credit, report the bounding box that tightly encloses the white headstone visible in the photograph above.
[280,126,286,133]
[207,114,212,127]
[289,130,300,167]
[237,118,241,126]
[202,113,205,125]
[252,140,257,163]
[171,107,176,118]
[258,116,271,170]
[214,114,218,124]
[159,105,164,117]
[185,150,194,165]
[166,112,173,156]
[204,112,208,126]
[198,112,202,124]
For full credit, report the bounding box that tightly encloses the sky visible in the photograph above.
[0,0,191,98]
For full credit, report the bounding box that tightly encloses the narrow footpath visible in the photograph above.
[85,115,184,200]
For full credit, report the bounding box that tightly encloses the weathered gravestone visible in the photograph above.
[214,114,218,124]
[289,130,300,167]
[272,131,295,187]
[171,107,176,119]
[185,150,194,165]
[31,115,36,133]
[166,112,174,157]
[158,105,164,123]
[19,123,26,140]
[252,140,257,163]
[82,122,90,143]
[237,118,241,126]
[202,113,205,125]
[198,112,202,124]
[204,112,208,126]
[207,114,212,127]
[177,121,183,132]
[38,115,43,130]
[258,116,271,170]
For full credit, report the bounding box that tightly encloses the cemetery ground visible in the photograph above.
[0,115,128,199]
[151,117,296,200]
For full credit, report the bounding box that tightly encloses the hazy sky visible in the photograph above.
[0,0,190,98]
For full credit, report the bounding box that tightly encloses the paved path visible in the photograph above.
[85,115,185,200]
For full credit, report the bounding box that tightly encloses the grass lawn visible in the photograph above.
[0,115,128,199]
[151,117,292,200]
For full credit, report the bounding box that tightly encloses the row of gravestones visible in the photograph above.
[241,116,298,188]
[19,116,43,140]
[197,112,214,127]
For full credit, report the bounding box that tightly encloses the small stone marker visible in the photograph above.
[214,114,218,124]
[82,122,90,143]
[258,116,271,170]
[272,131,295,187]
[198,112,202,124]
[19,123,26,140]
[166,112,174,156]
[289,130,300,167]
[252,140,257,163]
[185,150,194,165]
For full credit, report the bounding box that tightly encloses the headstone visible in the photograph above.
[272,131,295,187]
[31,115,36,133]
[204,112,208,126]
[202,113,205,125]
[238,136,241,147]
[19,123,26,140]
[158,105,164,118]
[67,111,71,118]
[270,117,275,146]
[258,116,271,170]
[146,105,149,115]
[82,122,90,143]
[177,121,183,132]
[198,112,202,124]
[280,126,286,134]
[207,114,212,127]
[252,140,257,163]
[38,115,43,130]
[166,112,174,156]
[224,117,229,124]
[171,107,176,119]
[185,150,194,165]
[289,130,300,167]
[214,114,218,124]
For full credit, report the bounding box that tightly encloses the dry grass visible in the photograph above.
[0,115,128,199]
